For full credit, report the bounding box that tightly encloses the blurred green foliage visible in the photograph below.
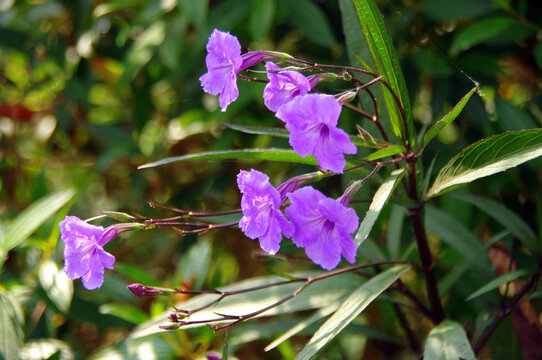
[0,0,541,359]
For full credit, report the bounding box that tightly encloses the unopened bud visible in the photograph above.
[316,72,338,82]
[127,283,173,297]
[337,91,357,104]
[97,211,137,222]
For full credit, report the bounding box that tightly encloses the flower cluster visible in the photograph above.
[237,169,359,270]
[200,29,357,174]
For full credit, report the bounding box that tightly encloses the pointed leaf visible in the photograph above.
[222,123,290,138]
[426,129,542,199]
[138,149,318,169]
[452,192,538,254]
[466,269,528,302]
[295,265,410,360]
[424,320,476,360]
[449,16,516,55]
[355,169,406,247]
[423,87,477,146]
[351,0,413,145]
[364,145,405,161]
[2,189,75,253]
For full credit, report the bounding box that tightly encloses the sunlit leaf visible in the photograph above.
[2,189,75,254]
[355,169,406,247]
[426,129,542,199]
[466,269,528,301]
[295,265,410,360]
[364,145,405,161]
[222,123,290,138]
[0,292,24,360]
[424,320,476,360]
[138,148,319,169]
[423,87,477,147]
[351,0,413,145]
[39,260,73,313]
[19,339,74,360]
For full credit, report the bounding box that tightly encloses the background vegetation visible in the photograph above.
[1,0,541,359]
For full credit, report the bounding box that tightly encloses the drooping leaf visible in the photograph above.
[424,320,476,360]
[355,168,406,247]
[0,292,24,360]
[2,189,75,254]
[466,269,528,302]
[39,260,73,313]
[423,87,477,147]
[137,148,319,169]
[294,265,410,360]
[351,0,413,145]
[425,206,493,277]
[449,16,516,55]
[425,129,542,199]
[452,192,538,254]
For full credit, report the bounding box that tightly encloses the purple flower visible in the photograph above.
[199,29,265,112]
[263,62,316,112]
[59,216,118,290]
[237,169,294,255]
[275,94,357,173]
[285,186,359,270]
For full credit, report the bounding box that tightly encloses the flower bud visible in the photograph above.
[127,283,173,297]
[336,91,357,105]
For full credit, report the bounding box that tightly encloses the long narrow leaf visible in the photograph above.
[423,87,477,146]
[2,189,76,252]
[351,0,413,145]
[426,129,542,199]
[452,192,538,254]
[466,269,528,301]
[138,149,318,169]
[355,168,405,247]
[295,265,410,360]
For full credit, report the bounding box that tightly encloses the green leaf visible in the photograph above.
[265,304,338,352]
[424,320,476,360]
[466,269,528,302]
[0,292,24,360]
[387,205,406,258]
[222,123,290,138]
[99,303,149,324]
[426,129,542,199]
[39,260,73,313]
[280,0,336,48]
[174,236,212,290]
[178,0,208,31]
[2,189,75,253]
[495,97,538,131]
[351,0,413,145]
[423,87,477,147]
[449,16,516,55]
[249,0,275,42]
[452,192,538,254]
[425,206,493,277]
[364,145,405,161]
[355,169,406,247]
[114,264,161,287]
[423,0,494,21]
[137,148,318,169]
[294,265,410,360]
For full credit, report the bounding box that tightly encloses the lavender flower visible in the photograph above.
[285,186,359,270]
[238,169,293,255]
[59,216,118,290]
[263,62,316,112]
[199,29,265,112]
[275,94,357,173]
